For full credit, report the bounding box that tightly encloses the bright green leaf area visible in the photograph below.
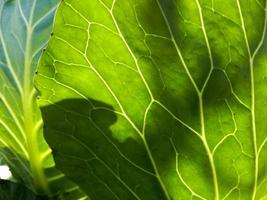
[36,0,267,199]
[0,0,86,199]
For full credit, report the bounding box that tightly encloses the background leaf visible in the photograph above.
[36,0,267,199]
[0,0,87,198]
[0,180,42,200]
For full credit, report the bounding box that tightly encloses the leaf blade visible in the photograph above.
[37,0,267,199]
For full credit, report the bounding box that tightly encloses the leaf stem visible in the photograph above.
[22,0,49,193]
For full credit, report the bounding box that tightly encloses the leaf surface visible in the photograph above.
[36,0,267,199]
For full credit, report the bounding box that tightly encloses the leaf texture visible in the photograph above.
[36,0,267,199]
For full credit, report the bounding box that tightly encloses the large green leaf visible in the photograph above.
[0,0,87,198]
[36,0,267,199]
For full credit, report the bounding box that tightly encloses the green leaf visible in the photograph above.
[0,0,87,198]
[36,0,267,199]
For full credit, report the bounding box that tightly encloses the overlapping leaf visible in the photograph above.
[36,0,267,199]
